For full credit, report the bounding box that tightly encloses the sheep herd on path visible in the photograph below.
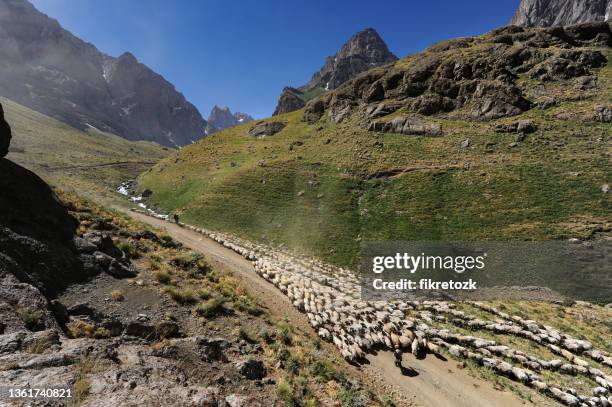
[133,209,612,407]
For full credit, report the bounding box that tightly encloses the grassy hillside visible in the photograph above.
[139,26,611,268]
[3,97,171,202]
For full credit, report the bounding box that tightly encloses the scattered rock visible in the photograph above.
[594,105,612,123]
[235,359,266,380]
[494,120,536,134]
[602,184,610,194]
[460,139,470,148]
[225,394,249,407]
[154,321,180,339]
[574,75,597,90]
[196,337,229,362]
[124,321,155,339]
[106,259,137,278]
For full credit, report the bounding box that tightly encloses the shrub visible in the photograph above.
[197,288,212,300]
[233,295,263,316]
[239,327,258,343]
[170,251,201,269]
[277,322,293,346]
[160,234,179,248]
[117,241,140,259]
[154,270,172,284]
[164,287,196,304]
[276,382,295,407]
[149,259,161,270]
[286,356,301,375]
[195,298,225,318]
[18,308,45,331]
[338,387,371,407]
[67,320,110,339]
[25,337,53,354]
[310,361,342,383]
[260,328,274,343]
[110,289,124,301]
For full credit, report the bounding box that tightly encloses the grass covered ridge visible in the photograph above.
[139,43,611,268]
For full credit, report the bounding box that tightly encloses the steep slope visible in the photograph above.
[3,97,170,201]
[206,105,254,134]
[139,23,612,267]
[0,0,206,147]
[511,0,612,27]
[273,28,397,116]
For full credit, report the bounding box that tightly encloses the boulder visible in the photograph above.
[594,105,612,123]
[303,98,327,124]
[248,121,286,138]
[106,259,137,278]
[196,336,230,362]
[82,232,122,259]
[235,358,266,380]
[495,120,537,134]
[124,321,155,339]
[369,116,443,136]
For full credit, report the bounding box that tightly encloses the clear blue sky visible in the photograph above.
[31,0,520,119]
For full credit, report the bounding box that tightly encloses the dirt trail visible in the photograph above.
[47,161,157,171]
[125,210,534,407]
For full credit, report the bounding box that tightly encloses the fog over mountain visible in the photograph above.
[0,0,207,147]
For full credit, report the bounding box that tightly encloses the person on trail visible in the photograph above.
[173,213,180,224]
[394,348,402,367]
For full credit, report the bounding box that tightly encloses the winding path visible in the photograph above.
[124,209,537,407]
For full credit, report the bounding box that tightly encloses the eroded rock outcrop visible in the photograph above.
[302,23,610,126]
[273,87,306,116]
[369,116,443,136]
[248,121,286,138]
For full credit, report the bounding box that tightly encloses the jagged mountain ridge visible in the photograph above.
[205,105,253,135]
[0,0,207,147]
[273,28,397,116]
[511,0,612,27]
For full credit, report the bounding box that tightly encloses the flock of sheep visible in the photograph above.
[134,209,612,407]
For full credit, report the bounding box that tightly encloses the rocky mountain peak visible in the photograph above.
[0,0,207,147]
[335,27,396,62]
[273,28,397,116]
[303,27,397,93]
[206,105,254,134]
[511,0,611,27]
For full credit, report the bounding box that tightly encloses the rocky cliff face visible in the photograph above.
[0,104,10,157]
[205,105,253,134]
[273,87,307,116]
[304,23,610,125]
[511,0,611,27]
[0,0,206,147]
[273,28,397,116]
